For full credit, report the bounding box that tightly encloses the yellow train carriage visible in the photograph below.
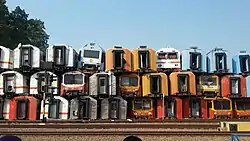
[196,75,220,97]
[142,73,168,97]
[132,46,156,72]
[105,45,132,72]
[131,98,154,120]
[119,74,140,97]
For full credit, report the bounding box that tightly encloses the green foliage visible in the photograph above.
[0,2,49,51]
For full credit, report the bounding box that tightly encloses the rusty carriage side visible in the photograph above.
[169,71,196,96]
[105,45,132,72]
[69,96,97,120]
[100,96,127,120]
[221,75,246,98]
[89,71,116,98]
[142,72,168,97]
[132,45,157,72]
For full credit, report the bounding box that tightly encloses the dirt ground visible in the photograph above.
[17,135,250,141]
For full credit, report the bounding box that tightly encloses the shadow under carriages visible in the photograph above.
[123,135,142,141]
[0,136,22,141]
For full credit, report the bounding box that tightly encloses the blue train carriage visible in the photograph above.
[0,45,14,71]
[206,47,231,74]
[78,42,105,72]
[181,47,205,72]
[46,44,79,72]
[232,50,250,75]
[13,43,45,72]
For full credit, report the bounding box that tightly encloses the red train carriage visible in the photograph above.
[9,96,40,120]
[221,75,246,97]
[204,97,233,119]
[156,96,182,120]
[182,97,207,119]
[232,97,250,119]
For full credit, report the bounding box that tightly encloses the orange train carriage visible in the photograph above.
[221,75,246,98]
[142,73,168,97]
[196,74,220,97]
[119,73,140,97]
[232,98,250,119]
[131,46,157,72]
[105,45,132,72]
[169,71,196,96]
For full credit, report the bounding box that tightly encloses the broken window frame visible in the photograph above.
[189,52,202,70]
[53,46,66,66]
[16,99,28,120]
[20,47,33,67]
[48,99,60,119]
[230,77,241,95]
[97,74,109,95]
[190,100,200,117]
[177,74,189,93]
[150,75,161,94]
[3,73,16,94]
[239,55,250,73]
[78,98,90,119]
[138,50,150,69]
[109,99,120,119]
[112,50,124,69]
[164,99,176,117]
[215,53,227,71]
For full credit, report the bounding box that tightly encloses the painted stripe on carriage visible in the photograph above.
[0,61,13,64]
[2,112,9,114]
[0,86,29,89]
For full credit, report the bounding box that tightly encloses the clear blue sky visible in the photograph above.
[6,0,250,55]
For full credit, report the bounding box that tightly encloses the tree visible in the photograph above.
[0,2,49,51]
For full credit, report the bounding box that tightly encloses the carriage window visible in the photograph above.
[17,101,27,120]
[83,50,100,59]
[143,100,151,110]
[134,100,143,110]
[139,51,149,68]
[113,51,124,68]
[214,100,231,110]
[157,53,166,59]
[79,100,88,118]
[99,76,107,94]
[110,101,118,111]
[240,55,250,72]
[230,78,239,94]
[4,75,15,93]
[0,99,3,118]
[200,76,217,86]
[150,76,160,93]
[38,75,46,93]
[215,53,227,70]
[121,77,138,86]
[48,102,59,118]
[236,102,250,110]
[55,48,63,65]
[22,48,30,66]
[64,74,83,84]
[178,75,188,92]
[190,53,201,69]
[167,52,178,59]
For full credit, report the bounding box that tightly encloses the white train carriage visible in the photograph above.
[78,42,105,71]
[61,71,86,97]
[40,96,68,120]
[0,71,29,96]
[69,96,97,120]
[29,71,59,95]
[0,45,14,70]
[14,43,44,70]
[0,97,10,119]
[156,47,181,71]
[46,44,78,69]
[89,71,116,97]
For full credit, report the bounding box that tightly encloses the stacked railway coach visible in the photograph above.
[0,42,250,121]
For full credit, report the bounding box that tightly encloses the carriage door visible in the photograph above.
[48,99,60,119]
[0,98,4,119]
[215,53,227,71]
[109,99,120,119]
[98,75,109,96]
[138,49,149,69]
[3,74,16,94]
[191,99,200,117]
[16,99,28,120]
[113,49,124,69]
[78,98,89,119]
[20,47,33,67]
[165,100,175,118]
[190,52,201,70]
[178,75,189,93]
[239,54,250,73]
[230,77,240,97]
[150,75,161,94]
[37,73,46,94]
[54,46,66,66]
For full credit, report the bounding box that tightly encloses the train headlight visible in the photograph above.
[228,112,231,115]
[214,112,217,115]
[133,112,137,116]
[148,112,152,115]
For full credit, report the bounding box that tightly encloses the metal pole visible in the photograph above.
[42,70,47,122]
